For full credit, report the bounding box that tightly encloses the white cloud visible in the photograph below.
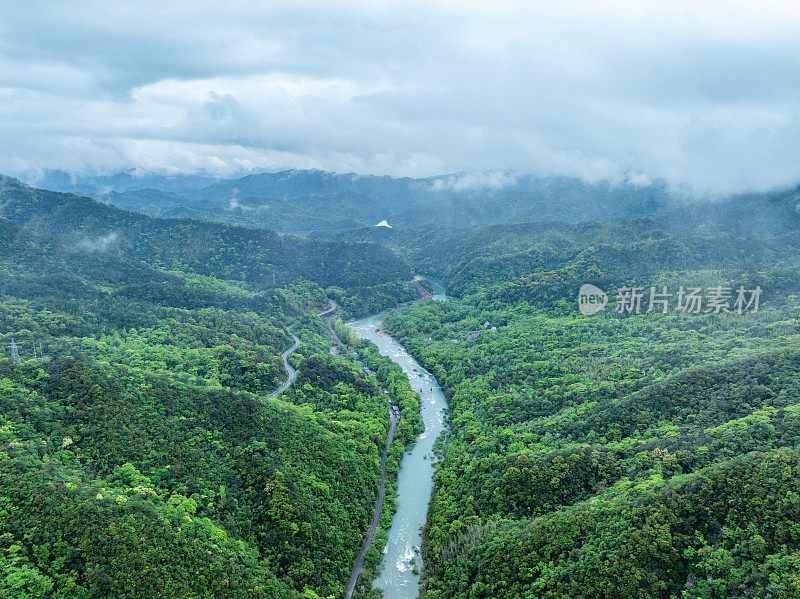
[2,0,800,193]
[76,231,119,253]
[432,172,518,192]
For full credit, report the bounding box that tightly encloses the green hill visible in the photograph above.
[0,177,424,598]
[380,190,800,598]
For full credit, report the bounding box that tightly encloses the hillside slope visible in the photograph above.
[381,194,800,598]
[0,177,424,597]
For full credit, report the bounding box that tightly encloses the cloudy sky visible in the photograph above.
[2,0,800,193]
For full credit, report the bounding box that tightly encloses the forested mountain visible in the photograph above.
[0,177,412,289]
[324,184,800,300]
[0,177,427,597]
[5,169,800,598]
[379,190,800,597]
[27,169,682,234]
[32,169,216,197]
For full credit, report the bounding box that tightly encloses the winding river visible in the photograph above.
[347,279,449,599]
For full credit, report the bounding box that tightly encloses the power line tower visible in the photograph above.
[8,338,20,365]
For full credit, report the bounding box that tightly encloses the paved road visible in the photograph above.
[268,326,301,398]
[344,409,399,599]
[270,299,401,598]
[269,300,336,399]
[318,298,338,319]
[328,300,400,598]
[323,300,345,345]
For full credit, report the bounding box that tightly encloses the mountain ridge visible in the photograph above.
[22,168,687,234]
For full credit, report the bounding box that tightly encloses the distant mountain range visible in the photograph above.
[0,175,412,295]
[26,168,687,234]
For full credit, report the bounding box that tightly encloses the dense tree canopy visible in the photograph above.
[3,174,800,598]
[0,180,424,598]
[381,207,800,598]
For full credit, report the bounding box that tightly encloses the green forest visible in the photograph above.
[2,172,800,598]
[0,178,424,598]
[4,1,800,596]
[377,188,800,597]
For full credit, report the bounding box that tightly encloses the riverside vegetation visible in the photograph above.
[377,188,800,598]
[2,172,800,598]
[0,177,423,598]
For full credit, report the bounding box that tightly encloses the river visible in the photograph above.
[347,278,448,599]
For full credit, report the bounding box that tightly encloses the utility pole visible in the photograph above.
[8,338,20,365]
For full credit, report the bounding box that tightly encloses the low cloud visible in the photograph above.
[431,172,518,192]
[76,231,119,253]
[624,172,653,188]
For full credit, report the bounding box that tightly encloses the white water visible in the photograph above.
[347,279,448,599]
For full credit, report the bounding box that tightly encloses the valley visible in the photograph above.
[347,278,449,599]
[5,4,798,597]
[1,174,800,598]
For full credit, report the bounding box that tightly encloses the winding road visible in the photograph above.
[268,299,337,399]
[268,326,301,398]
[267,298,402,598]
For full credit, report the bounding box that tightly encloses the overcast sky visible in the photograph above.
[2,0,800,193]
